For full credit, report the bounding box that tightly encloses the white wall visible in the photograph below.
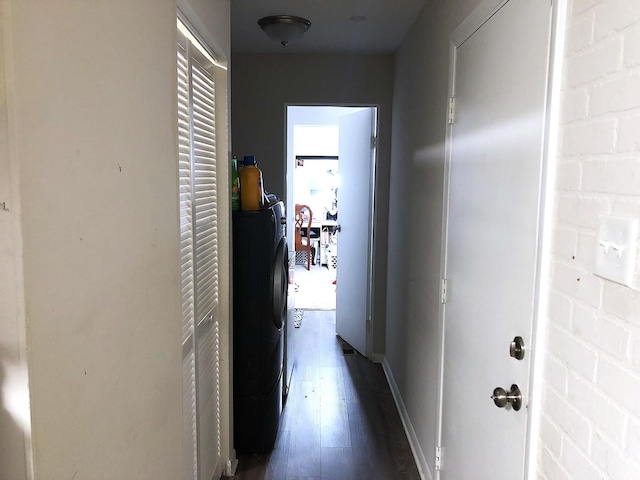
[386,0,484,476]
[3,1,230,478]
[178,0,230,57]
[9,2,182,477]
[0,3,31,477]
[232,54,394,355]
[537,1,640,478]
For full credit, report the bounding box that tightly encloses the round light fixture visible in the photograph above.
[258,15,312,47]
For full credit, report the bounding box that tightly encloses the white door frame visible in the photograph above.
[285,104,379,358]
[434,0,565,478]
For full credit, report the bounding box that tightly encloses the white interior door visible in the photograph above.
[439,0,551,478]
[336,108,375,356]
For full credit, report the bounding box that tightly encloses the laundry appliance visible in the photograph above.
[232,199,288,453]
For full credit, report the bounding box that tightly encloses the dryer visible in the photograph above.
[232,200,288,453]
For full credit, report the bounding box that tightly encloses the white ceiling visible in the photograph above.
[231,0,428,54]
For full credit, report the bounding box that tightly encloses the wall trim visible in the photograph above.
[369,352,384,364]
[525,0,568,477]
[382,357,432,480]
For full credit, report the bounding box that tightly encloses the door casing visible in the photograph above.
[285,105,378,357]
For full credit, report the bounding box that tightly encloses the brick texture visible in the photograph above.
[538,0,640,478]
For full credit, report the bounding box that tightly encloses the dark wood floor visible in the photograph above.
[224,310,421,480]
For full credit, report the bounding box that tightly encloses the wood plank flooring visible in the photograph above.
[224,310,421,480]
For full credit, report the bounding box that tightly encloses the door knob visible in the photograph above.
[510,336,525,360]
[491,384,522,411]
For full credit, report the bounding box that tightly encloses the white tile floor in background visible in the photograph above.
[292,264,336,310]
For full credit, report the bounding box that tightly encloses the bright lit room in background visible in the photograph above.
[287,106,377,317]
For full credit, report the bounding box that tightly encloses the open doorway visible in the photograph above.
[286,105,377,357]
[291,154,339,310]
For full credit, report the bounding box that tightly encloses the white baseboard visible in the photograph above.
[382,357,432,480]
[369,352,384,363]
[224,453,238,476]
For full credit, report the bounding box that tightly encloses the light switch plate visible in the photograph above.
[594,215,639,287]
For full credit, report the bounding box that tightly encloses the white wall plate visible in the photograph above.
[594,215,639,287]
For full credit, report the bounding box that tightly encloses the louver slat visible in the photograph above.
[178,22,222,480]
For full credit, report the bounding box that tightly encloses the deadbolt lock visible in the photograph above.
[510,336,525,360]
[491,384,522,411]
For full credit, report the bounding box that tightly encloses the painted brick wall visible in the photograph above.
[538,0,640,478]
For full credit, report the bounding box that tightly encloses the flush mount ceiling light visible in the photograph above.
[258,15,311,47]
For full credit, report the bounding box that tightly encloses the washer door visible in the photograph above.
[271,238,288,330]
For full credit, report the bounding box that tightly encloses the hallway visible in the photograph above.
[226,310,421,480]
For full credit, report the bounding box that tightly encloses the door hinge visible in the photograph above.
[371,135,378,149]
[366,318,371,332]
[435,446,443,471]
[448,97,455,125]
[440,279,448,304]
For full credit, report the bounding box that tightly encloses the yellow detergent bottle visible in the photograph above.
[240,155,264,211]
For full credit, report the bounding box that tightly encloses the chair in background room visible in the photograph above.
[294,204,314,270]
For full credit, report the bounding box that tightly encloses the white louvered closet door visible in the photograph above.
[178,23,221,480]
